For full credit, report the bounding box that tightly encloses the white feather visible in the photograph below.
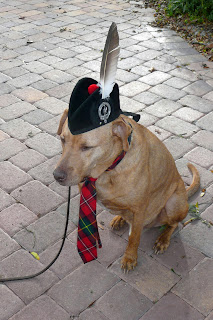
[99,23,120,99]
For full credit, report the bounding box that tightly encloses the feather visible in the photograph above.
[99,22,120,99]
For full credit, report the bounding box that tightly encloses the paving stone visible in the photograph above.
[12,87,48,102]
[176,54,207,64]
[0,72,11,83]
[147,125,172,141]
[172,258,213,315]
[144,60,175,72]
[79,308,109,320]
[0,188,15,211]
[134,91,161,105]
[118,56,141,70]
[19,50,47,62]
[0,59,22,72]
[206,311,213,320]
[204,90,213,102]
[175,158,213,190]
[7,73,43,89]
[0,285,25,320]
[32,79,58,91]
[0,249,58,304]
[163,76,190,89]
[49,182,79,199]
[48,261,120,316]
[170,68,198,81]
[9,295,70,320]
[183,80,213,96]
[173,106,203,122]
[95,281,152,320]
[40,239,82,279]
[139,71,171,85]
[184,146,213,168]
[145,99,181,117]
[156,115,198,137]
[135,50,162,62]
[0,203,37,236]
[39,115,61,135]
[0,82,15,95]
[138,111,158,126]
[120,81,150,97]
[25,132,61,157]
[43,69,74,84]
[0,138,26,161]
[138,40,163,51]
[21,109,53,125]
[132,32,153,41]
[13,211,72,253]
[139,292,204,320]
[120,96,146,113]
[116,68,139,83]
[154,236,205,276]
[178,95,213,113]
[3,66,29,79]
[164,136,195,160]
[0,161,32,193]
[23,60,53,74]
[178,216,213,258]
[35,97,67,115]
[0,93,20,107]
[0,101,36,120]
[56,57,82,71]
[10,149,47,171]
[95,224,128,267]
[28,155,59,185]
[0,118,41,141]
[0,228,20,260]
[196,111,213,132]
[11,180,64,216]
[131,65,150,76]
[109,252,179,302]
[46,82,75,99]
[191,130,213,152]
[150,84,186,100]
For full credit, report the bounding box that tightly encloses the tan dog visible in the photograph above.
[54,109,200,271]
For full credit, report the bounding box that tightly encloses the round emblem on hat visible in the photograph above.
[98,102,111,124]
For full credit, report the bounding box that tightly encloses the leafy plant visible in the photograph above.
[166,0,213,22]
[183,202,213,227]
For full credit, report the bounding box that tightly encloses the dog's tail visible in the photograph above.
[186,163,200,198]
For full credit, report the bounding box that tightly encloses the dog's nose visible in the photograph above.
[53,168,67,183]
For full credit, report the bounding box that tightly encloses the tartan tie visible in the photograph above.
[77,150,126,263]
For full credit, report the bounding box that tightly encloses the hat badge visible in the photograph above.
[98,101,111,124]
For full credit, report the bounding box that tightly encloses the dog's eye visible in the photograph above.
[60,136,65,144]
[81,145,93,152]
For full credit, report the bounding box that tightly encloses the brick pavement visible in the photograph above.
[0,0,212,319]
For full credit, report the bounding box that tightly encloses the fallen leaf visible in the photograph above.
[30,251,40,260]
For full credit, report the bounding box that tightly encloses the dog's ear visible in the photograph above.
[57,109,68,135]
[112,119,132,152]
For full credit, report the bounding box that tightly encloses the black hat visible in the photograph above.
[67,23,140,136]
[68,77,121,135]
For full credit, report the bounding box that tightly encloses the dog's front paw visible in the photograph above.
[110,215,126,230]
[121,254,137,272]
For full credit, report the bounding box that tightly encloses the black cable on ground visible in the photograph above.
[0,187,71,282]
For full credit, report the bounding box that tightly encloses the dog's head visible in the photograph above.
[53,109,132,186]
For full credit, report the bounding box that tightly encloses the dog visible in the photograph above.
[53,110,200,271]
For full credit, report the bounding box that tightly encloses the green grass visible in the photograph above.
[166,0,213,22]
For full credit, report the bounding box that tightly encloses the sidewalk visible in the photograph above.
[0,0,213,319]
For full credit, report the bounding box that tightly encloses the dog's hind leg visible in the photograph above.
[153,180,188,254]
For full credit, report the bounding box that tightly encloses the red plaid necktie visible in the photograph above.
[77,150,126,263]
